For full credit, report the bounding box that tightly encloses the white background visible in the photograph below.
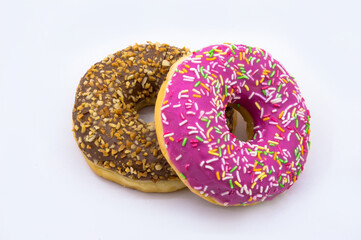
[1,0,360,239]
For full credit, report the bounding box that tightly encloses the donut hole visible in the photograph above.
[137,98,156,123]
[229,104,254,142]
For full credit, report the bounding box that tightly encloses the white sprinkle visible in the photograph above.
[186,111,196,115]
[194,102,199,111]
[205,165,214,171]
[176,155,182,161]
[200,161,205,167]
[163,133,174,138]
[188,130,198,135]
[249,92,255,99]
[160,104,170,110]
[221,191,229,196]
[179,120,188,126]
[206,158,219,164]
[173,104,181,108]
[196,122,204,132]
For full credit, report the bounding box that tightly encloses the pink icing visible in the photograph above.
[159,44,311,206]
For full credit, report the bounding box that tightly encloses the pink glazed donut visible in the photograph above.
[155,43,311,206]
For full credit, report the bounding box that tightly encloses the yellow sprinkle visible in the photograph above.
[292,108,296,118]
[248,196,253,202]
[163,100,168,105]
[193,94,201,98]
[277,160,282,167]
[268,140,279,145]
[179,71,184,74]
[263,117,270,121]
[200,83,210,91]
[227,145,231,155]
[222,95,225,101]
[234,181,242,188]
[214,49,223,53]
[239,51,242,61]
[260,77,265,84]
[257,146,265,150]
[279,111,285,119]
[184,64,190,68]
[208,151,219,156]
[169,137,174,141]
[216,172,220,180]
[251,182,257,189]
[282,78,288,83]
[274,152,277,160]
[206,57,216,61]
[195,55,203,58]
[301,144,304,155]
[220,75,224,86]
[289,79,295,85]
[257,152,262,160]
[260,174,267,180]
[255,102,261,110]
[244,84,249,91]
[206,127,213,138]
[236,71,243,76]
[231,145,233,150]
[245,54,249,64]
[222,171,226,178]
[256,80,259,86]
[276,124,285,132]
[183,68,188,73]
[284,177,288,183]
[230,88,234,95]
[211,74,217,79]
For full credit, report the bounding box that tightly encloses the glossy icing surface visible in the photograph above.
[159,44,311,206]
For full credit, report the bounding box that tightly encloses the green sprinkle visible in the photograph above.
[278,158,288,164]
[268,170,273,175]
[297,169,301,176]
[277,84,282,93]
[295,148,299,156]
[200,66,207,79]
[218,147,222,157]
[236,104,240,108]
[182,138,187,147]
[224,134,227,142]
[248,148,252,152]
[278,176,282,183]
[255,160,264,166]
[194,81,201,87]
[201,118,208,122]
[231,49,236,55]
[248,56,252,62]
[216,112,222,117]
[217,139,220,144]
[280,184,284,188]
[237,75,249,80]
[259,49,265,56]
[248,46,252,54]
[295,133,300,141]
[268,79,272,85]
[262,89,267,96]
[253,133,257,139]
[175,69,179,72]
[231,44,236,49]
[269,143,275,147]
[180,173,186,179]
[298,163,301,167]
[229,180,234,189]
[296,119,299,128]
[272,63,277,69]
[230,166,237,173]
[206,120,211,128]
[308,141,311,149]
[296,152,301,160]
[209,49,214,58]
[225,85,228,96]
[228,57,233,63]
[256,59,260,63]
[195,136,204,142]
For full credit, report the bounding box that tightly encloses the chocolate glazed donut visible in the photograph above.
[72,42,237,192]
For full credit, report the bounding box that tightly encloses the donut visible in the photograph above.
[72,42,237,193]
[155,43,311,205]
